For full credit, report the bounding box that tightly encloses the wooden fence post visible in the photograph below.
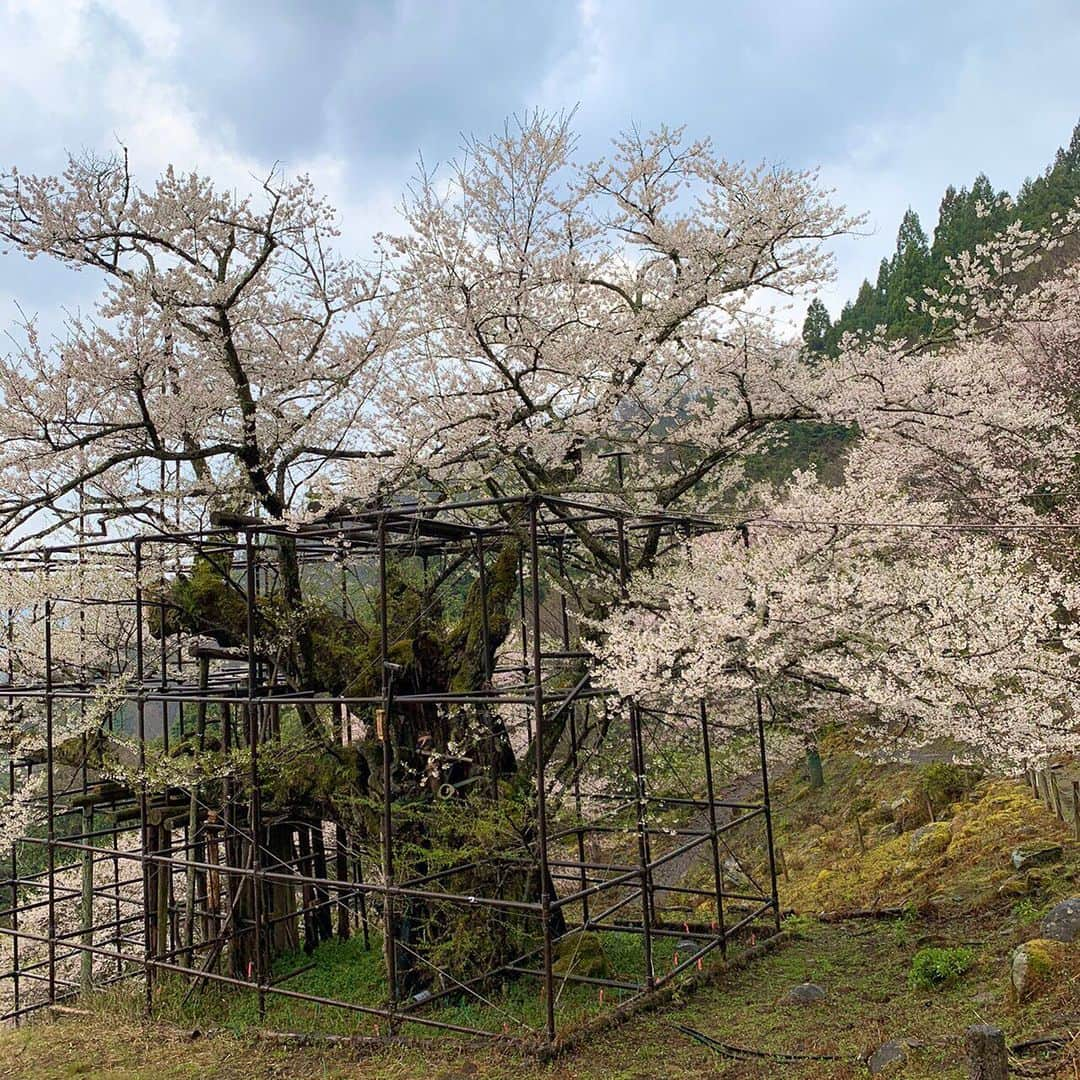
[965,1024,1007,1080]
[1041,768,1055,813]
[1050,768,1064,821]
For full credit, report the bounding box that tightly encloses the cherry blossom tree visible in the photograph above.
[362,117,1076,597]
[366,113,860,518]
[588,198,1080,770]
[594,447,1080,771]
[0,151,397,720]
[0,151,390,540]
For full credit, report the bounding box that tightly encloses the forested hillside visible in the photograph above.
[806,118,1080,352]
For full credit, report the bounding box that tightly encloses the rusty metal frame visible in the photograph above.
[0,494,780,1050]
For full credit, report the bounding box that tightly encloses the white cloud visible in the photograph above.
[815,18,1080,317]
[1,0,1079,335]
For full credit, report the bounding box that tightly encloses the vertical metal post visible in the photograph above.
[528,500,556,1046]
[111,817,121,977]
[755,690,781,934]
[76,484,93,989]
[628,701,655,990]
[220,690,232,984]
[377,518,398,1018]
[476,537,498,802]
[159,566,169,755]
[615,517,628,592]
[244,531,266,1017]
[518,547,532,741]
[135,539,153,1010]
[700,700,727,956]
[476,537,491,685]
[615,515,656,984]
[568,704,589,927]
[43,577,56,1005]
[7,607,19,1023]
[80,800,93,987]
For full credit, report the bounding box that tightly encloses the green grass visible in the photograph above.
[5,915,1078,1079]
[4,740,1078,1077]
[142,925,697,1042]
[907,946,975,990]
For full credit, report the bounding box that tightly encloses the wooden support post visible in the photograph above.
[155,822,170,961]
[183,796,197,967]
[1073,780,1080,842]
[965,1023,1007,1080]
[206,810,221,948]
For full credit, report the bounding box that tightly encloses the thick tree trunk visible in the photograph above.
[265,822,299,955]
[273,535,322,737]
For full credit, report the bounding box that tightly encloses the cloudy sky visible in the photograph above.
[2,0,1078,330]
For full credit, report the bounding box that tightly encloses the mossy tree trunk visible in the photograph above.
[162,531,568,989]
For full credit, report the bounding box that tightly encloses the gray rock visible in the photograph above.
[781,981,826,1004]
[1041,897,1080,943]
[1010,938,1068,1002]
[868,1040,909,1074]
[721,856,753,889]
[552,931,611,979]
[1011,842,1064,871]
[908,820,952,857]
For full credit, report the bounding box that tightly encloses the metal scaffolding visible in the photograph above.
[0,494,780,1050]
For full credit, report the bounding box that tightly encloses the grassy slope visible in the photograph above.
[4,738,1079,1079]
[768,732,1078,918]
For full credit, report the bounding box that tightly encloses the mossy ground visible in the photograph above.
[761,732,1079,920]
[4,737,1079,1078]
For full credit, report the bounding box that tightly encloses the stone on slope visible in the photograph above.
[1041,897,1080,943]
[907,820,952,857]
[868,1039,920,1075]
[1010,842,1063,871]
[781,981,826,1004]
[1009,938,1068,1002]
